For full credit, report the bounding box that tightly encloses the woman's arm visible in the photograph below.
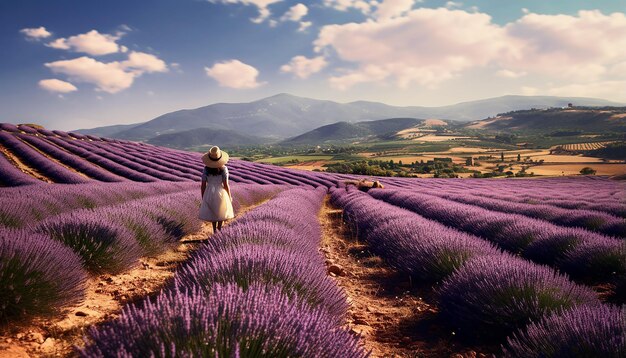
[223,180,231,201]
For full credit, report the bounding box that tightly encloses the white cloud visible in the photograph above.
[503,10,626,80]
[542,80,626,101]
[46,30,122,56]
[445,1,463,9]
[208,0,282,23]
[45,57,135,93]
[205,60,263,89]
[375,0,415,19]
[38,79,77,93]
[315,8,511,88]
[281,55,328,79]
[314,8,626,93]
[20,26,52,40]
[496,69,527,78]
[121,51,168,73]
[44,52,168,93]
[298,21,312,32]
[323,0,374,14]
[281,3,308,21]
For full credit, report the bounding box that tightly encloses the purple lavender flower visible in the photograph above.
[0,229,86,320]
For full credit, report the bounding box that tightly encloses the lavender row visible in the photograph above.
[330,187,617,355]
[0,150,41,186]
[81,187,366,357]
[370,189,626,287]
[16,133,126,183]
[0,131,90,184]
[42,136,159,182]
[0,181,197,229]
[432,190,625,237]
[62,137,188,182]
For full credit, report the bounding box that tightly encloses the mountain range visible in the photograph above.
[77,94,622,143]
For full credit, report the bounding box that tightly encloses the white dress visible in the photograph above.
[199,166,234,221]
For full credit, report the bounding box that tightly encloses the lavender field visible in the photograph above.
[0,124,624,357]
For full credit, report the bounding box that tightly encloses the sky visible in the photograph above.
[1,0,626,130]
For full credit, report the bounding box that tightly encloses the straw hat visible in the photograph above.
[201,146,229,168]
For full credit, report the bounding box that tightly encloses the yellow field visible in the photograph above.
[558,142,615,151]
[528,164,626,176]
[531,155,604,163]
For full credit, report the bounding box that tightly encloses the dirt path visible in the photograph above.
[0,202,263,357]
[319,197,494,358]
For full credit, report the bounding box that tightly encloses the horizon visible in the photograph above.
[2,1,626,130]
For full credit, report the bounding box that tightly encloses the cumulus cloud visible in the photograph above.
[208,0,282,23]
[503,10,626,80]
[315,8,511,89]
[205,60,263,89]
[314,8,626,91]
[20,26,52,40]
[298,21,312,32]
[38,79,77,93]
[281,55,327,79]
[44,52,168,93]
[281,3,308,21]
[45,57,135,93]
[323,0,373,14]
[122,51,168,73]
[46,30,122,56]
[541,80,626,101]
[374,0,415,19]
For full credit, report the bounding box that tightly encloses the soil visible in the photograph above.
[318,197,496,358]
[0,144,51,183]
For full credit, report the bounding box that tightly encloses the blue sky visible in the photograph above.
[1,0,626,130]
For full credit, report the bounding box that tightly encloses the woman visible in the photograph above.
[199,146,234,233]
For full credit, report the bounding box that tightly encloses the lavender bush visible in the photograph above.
[503,305,625,357]
[175,244,347,319]
[80,283,366,358]
[36,212,142,274]
[438,255,600,340]
[0,229,87,321]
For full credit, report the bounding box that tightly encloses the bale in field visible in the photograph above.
[341,178,385,192]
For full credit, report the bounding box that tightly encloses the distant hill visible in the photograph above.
[465,107,626,133]
[282,118,424,145]
[77,94,623,142]
[75,123,141,137]
[146,128,266,150]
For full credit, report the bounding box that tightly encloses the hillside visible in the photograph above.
[282,118,424,145]
[146,128,267,149]
[77,94,622,142]
[466,107,626,133]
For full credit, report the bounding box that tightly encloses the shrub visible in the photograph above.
[80,284,367,358]
[0,229,87,321]
[503,305,626,357]
[558,238,626,283]
[438,255,599,340]
[36,212,142,274]
[175,244,347,319]
[579,167,596,175]
[366,217,500,282]
[523,228,586,265]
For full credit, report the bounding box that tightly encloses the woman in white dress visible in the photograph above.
[199,146,234,233]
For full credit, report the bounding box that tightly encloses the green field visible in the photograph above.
[256,155,334,164]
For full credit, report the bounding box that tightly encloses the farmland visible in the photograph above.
[0,123,625,357]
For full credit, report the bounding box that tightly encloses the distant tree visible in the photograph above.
[517,153,521,161]
[580,167,597,175]
[501,152,505,162]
